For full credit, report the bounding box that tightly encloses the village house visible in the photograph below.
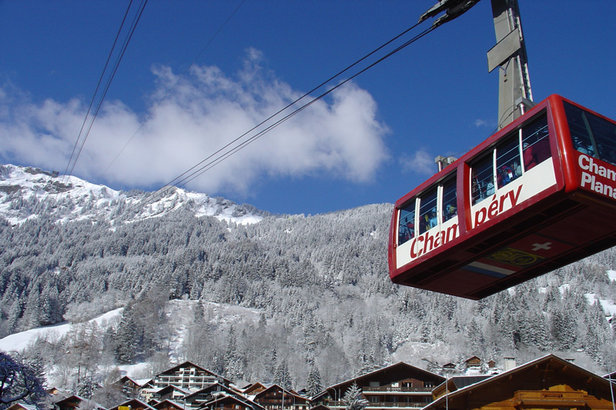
[201,393,265,410]
[147,384,191,404]
[425,354,615,409]
[147,361,232,392]
[107,398,155,410]
[152,399,184,410]
[114,376,148,398]
[242,382,268,396]
[312,362,445,410]
[53,394,105,410]
[181,382,252,409]
[36,355,614,410]
[251,384,310,410]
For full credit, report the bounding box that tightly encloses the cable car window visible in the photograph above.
[564,102,599,157]
[471,154,494,205]
[522,113,550,171]
[587,114,616,166]
[442,175,457,222]
[398,200,415,245]
[496,135,521,188]
[419,188,438,234]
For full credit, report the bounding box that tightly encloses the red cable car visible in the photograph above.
[388,94,616,299]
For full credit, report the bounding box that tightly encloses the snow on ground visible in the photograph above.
[607,270,616,282]
[0,299,262,358]
[585,293,616,317]
[0,308,123,353]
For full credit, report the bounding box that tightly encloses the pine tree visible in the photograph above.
[114,306,139,364]
[306,365,322,398]
[343,382,368,410]
[274,360,292,390]
[223,326,244,382]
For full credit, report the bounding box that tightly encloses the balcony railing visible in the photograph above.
[362,386,433,393]
[325,400,431,409]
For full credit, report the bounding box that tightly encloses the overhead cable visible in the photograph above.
[104,0,248,174]
[161,23,437,190]
[160,20,433,191]
[63,0,148,181]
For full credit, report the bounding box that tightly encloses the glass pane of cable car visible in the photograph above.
[442,175,457,222]
[471,154,494,204]
[521,113,550,171]
[496,135,521,188]
[419,188,438,234]
[398,200,415,245]
[564,103,599,157]
[585,111,616,166]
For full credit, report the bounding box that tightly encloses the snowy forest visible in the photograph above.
[1,164,616,401]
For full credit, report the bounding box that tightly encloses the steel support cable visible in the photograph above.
[169,25,437,189]
[194,0,247,62]
[65,0,148,180]
[104,0,247,174]
[63,0,136,182]
[160,20,429,191]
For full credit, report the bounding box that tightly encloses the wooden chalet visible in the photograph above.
[252,384,310,410]
[313,362,445,410]
[148,361,231,392]
[425,354,615,409]
[53,395,106,410]
[108,398,156,410]
[201,394,265,410]
[182,382,246,409]
[148,384,190,403]
[152,399,184,410]
[243,382,268,396]
[441,363,457,373]
[6,404,38,410]
[464,356,482,373]
[114,376,147,398]
[431,376,491,399]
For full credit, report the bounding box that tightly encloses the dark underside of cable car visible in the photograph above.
[393,188,616,300]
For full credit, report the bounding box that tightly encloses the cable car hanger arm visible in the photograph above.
[419,0,482,27]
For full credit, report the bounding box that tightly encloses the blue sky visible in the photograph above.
[1,1,615,215]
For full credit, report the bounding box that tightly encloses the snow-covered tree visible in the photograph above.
[343,382,368,410]
[0,352,47,407]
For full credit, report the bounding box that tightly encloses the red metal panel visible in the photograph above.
[389,94,616,299]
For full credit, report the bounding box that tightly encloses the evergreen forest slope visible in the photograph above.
[1,163,615,393]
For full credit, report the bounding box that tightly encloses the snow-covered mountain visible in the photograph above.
[0,162,615,394]
[0,164,266,226]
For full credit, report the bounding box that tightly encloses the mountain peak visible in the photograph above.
[0,163,266,226]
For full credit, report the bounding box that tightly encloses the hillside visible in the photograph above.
[1,163,615,394]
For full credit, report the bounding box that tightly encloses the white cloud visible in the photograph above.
[400,149,435,175]
[0,50,389,196]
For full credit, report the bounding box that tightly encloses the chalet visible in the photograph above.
[152,399,184,410]
[148,384,190,403]
[149,361,231,392]
[201,394,265,410]
[114,376,147,398]
[312,362,445,410]
[431,375,491,399]
[441,363,457,373]
[182,382,246,409]
[6,404,38,410]
[252,384,310,410]
[53,395,104,410]
[425,354,615,409]
[108,398,156,410]
[242,382,268,396]
[464,356,482,373]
